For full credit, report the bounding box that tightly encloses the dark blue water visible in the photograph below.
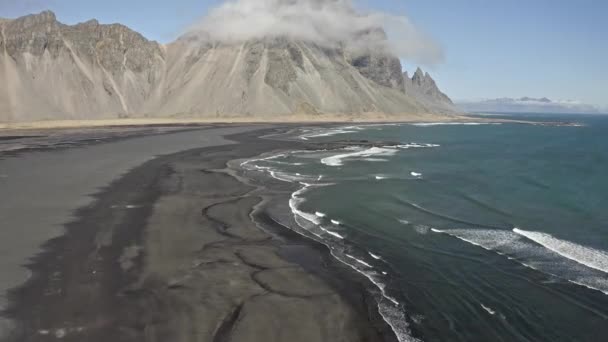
[243,114,608,342]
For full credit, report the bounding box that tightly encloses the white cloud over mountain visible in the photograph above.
[189,0,444,64]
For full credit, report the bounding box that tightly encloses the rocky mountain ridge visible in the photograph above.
[0,11,456,122]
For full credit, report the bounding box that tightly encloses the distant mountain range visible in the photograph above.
[457,97,606,114]
[0,11,457,122]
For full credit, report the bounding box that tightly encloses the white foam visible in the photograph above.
[398,219,410,225]
[289,183,321,225]
[290,211,402,310]
[240,153,286,168]
[363,158,389,162]
[480,304,496,315]
[298,124,401,140]
[321,147,398,166]
[246,156,311,183]
[391,143,441,149]
[337,254,401,307]
[413,225,431,235]
[346,254,373,268]
[378,302,422,342]
[369,252,382,260]
[268,160,305,166]
[319,226,345,239]
[513,228,608,274]
[283,177,418,342]
[299,127,358,140]
[269,170,299,183]
[433,228,608,295]
[431,228,519,251]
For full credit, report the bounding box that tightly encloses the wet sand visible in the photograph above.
[0,126,267,339]
[2,127,393,341]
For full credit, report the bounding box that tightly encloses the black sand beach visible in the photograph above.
[1,126,395,342]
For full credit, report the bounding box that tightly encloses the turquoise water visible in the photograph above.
[244,114,608,341]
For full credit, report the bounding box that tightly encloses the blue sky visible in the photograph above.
[1,0,606,106]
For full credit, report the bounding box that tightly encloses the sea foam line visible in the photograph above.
[243,150,420,342]
[346,254,373,268]
[513,228,608,274]
[319,226,345,239]
[289,184,403,307]
[299,124,402,140]
[480,304,496,315]
[286,182,419,341]
[432,228,608,296]
[321,147,398,166]
[369,252,382,260]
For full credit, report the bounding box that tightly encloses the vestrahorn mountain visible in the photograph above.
[0,11,457,122]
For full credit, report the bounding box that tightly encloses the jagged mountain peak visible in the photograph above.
[13,10,57,27]
[1,11,457,122]
[404,67,454,107]
[78,19,100,27]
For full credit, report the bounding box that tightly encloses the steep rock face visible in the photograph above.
[149,37,428,117]
[348,53,404,91]
[403,67,454,112]
[0,11,164,121]
[409,67,453,104]
[345,29,405,91]
[0,11,457,121]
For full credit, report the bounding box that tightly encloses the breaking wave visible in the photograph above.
[320,142,440,167]
[299,127,361,140]
[298,124,401,140]
[432,228,608,295]
[321,147,398,166]
[513,228,608,274]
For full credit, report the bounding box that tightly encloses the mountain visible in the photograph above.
[0,11,457,122]
[457,97,605,114]
[404,67,454,112]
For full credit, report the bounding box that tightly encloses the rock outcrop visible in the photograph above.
[403,67,454,112]
[0,11,458,122]
[0,11,164,122]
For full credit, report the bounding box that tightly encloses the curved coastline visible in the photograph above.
[1,125,397,342]
[235,130,423,342]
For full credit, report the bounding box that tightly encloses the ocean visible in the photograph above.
[240,114,608,342]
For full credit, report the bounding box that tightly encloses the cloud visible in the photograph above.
[189,0,444,65]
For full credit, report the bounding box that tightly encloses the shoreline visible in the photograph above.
[0,113,472,132]
[233,144,419,342]
[3,127,396,341]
